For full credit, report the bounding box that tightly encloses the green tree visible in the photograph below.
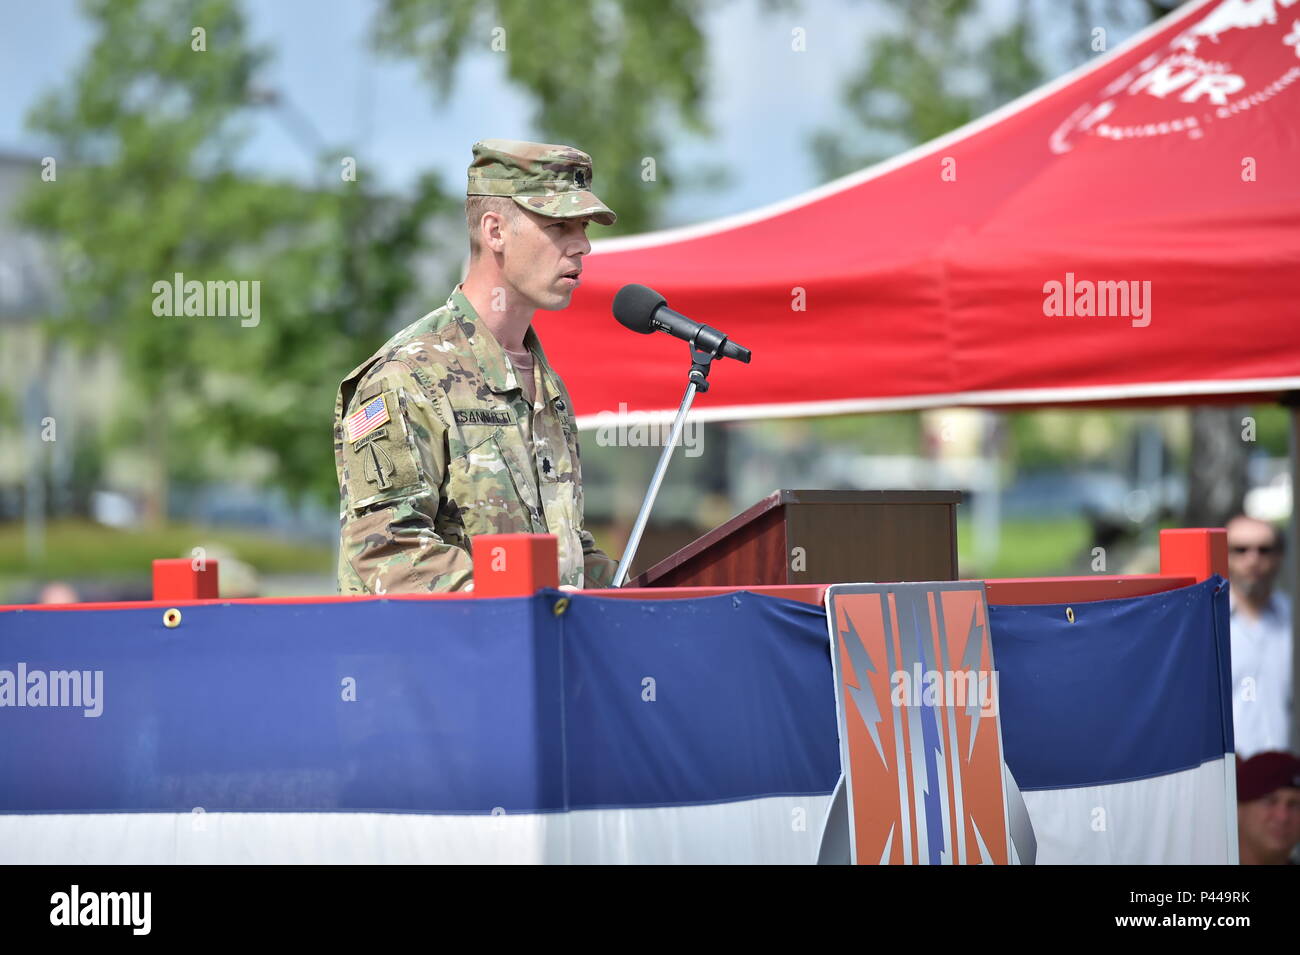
[811,0,1045,178]
[811,0,1168,180]
[19,0,451,515]
[373,0,712,235]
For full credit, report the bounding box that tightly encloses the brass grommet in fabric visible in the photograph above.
[553,597,570,617]
[1065,606,1075,624]
[163,608,183,629]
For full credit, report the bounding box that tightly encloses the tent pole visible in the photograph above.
[1289,399,1300,753]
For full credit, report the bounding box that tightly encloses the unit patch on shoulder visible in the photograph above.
[342,389,422,509]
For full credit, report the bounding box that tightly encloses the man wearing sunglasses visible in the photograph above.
[1226,514,1292,757]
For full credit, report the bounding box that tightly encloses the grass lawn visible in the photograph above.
[0,519,333,584]
[957,515,1092,580]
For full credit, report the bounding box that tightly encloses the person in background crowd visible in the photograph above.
[1226,514,1292,757]
[1236,751,1300,864]
[38,581,79,604]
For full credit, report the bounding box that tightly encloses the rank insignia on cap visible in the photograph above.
[347,393,391,444]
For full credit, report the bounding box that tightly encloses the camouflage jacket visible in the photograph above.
[333,288,618,593]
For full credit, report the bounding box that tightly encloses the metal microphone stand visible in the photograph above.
[612,340,724,588]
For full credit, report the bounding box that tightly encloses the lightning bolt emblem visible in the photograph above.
[839,608,888,768]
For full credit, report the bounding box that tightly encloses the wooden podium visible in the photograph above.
[628,489,961,588]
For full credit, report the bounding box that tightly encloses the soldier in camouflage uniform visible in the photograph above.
[333,139,620,593]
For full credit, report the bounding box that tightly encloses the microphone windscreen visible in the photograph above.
[612,283,665,334]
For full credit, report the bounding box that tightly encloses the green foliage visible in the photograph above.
[810,0,1158,180]
[957,515,1091,578]
[1007,410,1120,470]
[373,0,711,235]
[802,412,922,453]
[812,0,1023,177]
[1247,403,1290,456]
[22,0,712,517]
[19,0,451,508]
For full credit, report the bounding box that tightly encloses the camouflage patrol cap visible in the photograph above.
[467,139,617,226]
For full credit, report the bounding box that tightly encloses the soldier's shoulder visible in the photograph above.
[343,301,470,392]
[379,299,466,354]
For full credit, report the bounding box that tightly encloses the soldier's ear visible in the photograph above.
[482,209,510,254]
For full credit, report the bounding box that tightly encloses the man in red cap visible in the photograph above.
[1236,751,1300,864]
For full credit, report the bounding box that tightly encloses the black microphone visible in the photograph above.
[612,284,752,363]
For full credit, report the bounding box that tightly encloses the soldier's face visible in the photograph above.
[504,208,593,311]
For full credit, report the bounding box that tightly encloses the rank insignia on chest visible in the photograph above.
[454,408,515,426]
[347,393,391,445]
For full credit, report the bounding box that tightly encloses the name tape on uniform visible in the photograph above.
[454,408,515,426]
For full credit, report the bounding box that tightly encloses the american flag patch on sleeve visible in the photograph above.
[346,393,391,444]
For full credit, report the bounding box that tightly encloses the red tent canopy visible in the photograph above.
[538,0,1300,426]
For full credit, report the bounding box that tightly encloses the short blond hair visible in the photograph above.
[465,195,520,257]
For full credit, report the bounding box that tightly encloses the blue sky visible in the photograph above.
[0,0,1147,227]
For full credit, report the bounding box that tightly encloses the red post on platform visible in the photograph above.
[470,534,558,597]
[152,558,220,601]
[1159,528,1227,582]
